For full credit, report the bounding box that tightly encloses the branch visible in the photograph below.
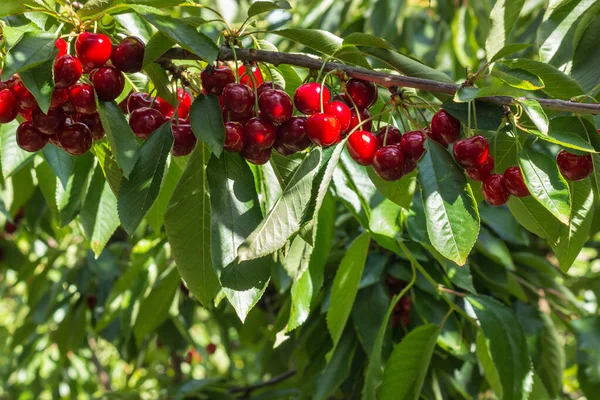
[89,338,113,392]
[158,47,600,115]
[229,369,296,396]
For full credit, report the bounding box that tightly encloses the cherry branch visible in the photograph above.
[229,369,296,395]
[158,46,600,115]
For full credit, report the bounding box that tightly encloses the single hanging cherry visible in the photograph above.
[557,150,593,181]
[347,130,380,166]
[452,135,489,169]
[482,174,510,206]
[111,36,145,73]
[294,83,330,115]
[503,166,530,197]
[429,109,460,146]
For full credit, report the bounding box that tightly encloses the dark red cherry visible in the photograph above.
[0,89,19,123]
[429,109,460,146]
[176,88,192,119]
[277,116,311,152]
[376,125,402,147]
[200,65,235,95]
[239,64,263,89]
[372,145,405,181]
[128,92,153,113]
[153,96,175,118]
[61,100,76,115]
[228,107,254,124]
[206,343,217,355]
[32,107,65,135]
[55,38,68,58]
[257,81,284,98]
[111,36,145,73]
[347,130,380,166]
[91,67,125,101]
[74,112,105,140]
[11,79,37,109]
[129,107,165,139]
[53,55,82,89]
[75,32,113,70]
[402,157,417,175]
[557,150,593,181]
[224,122,245,152]
[324,101,351,133]
[50,88,69,109]
[349,108,372,133]
[344,79,377,110]
[452,135,489,169]
[223,83,255,114]
[307,113,341,147]
[16,122,47,152]
[242,146,272,165]
[273,140,297,155]
[294,83,330,115]
[19,107,33,121]
[58,122,92,155]
[466,156,494,181]
[172,123,197,156]
[400,130,426,160]
[482,174,510,206]
[503,166,530,197]
[69,84,97,114]
[245,117,277,150]
[258,89,293,124]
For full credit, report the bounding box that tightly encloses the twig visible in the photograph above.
[88,338,113,392]
[229,369,297,396]
[170,351,184,384]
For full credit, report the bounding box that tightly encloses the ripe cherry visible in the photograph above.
[307,113,341,147]
[228,108,254,124]
[55,38,68,58]
[224,122,245,152]
[91,67,125,101]
[111,36,145,73]
[74,112,105,140]
[257,81,284,98]
[53,55,82,89]
[11,79,37,109]
[223,83,255,114]
[153,96,175,118]
[128,92,153,113]
[482,174,510,206]
[16,122,48,152]
[452,135,489,169]
[258,89,293,124]
[349,108,372,133]
[376,125,402,147]
[242,146,272,165]
[347,130,380,166]
[201,65,235,95]
[372,145,405,181]
[503,166,530,197]
[0,89,19,123]
[324,101,351,133]
[294,83,330,115]
[245,117,277,150]
[429,109,460,146]
[172,123,197,156]
[58,122,92,155]
[557,150,593,181]
[129,107,164,139]
[466,156,494,181]
[400,130,426,160]
[403,157,417,175]
[50,88,69,109]
[239,64,263,89]
[62,100,77,115]
[273,140,297,155]
[32,107,65,135]
[206,343,217,355]
[344,79,377,110]
[176,88,192,119]
[75,32,113,70]
[277,116,311,152]
[69,84,97,114]
[19,107,33,121]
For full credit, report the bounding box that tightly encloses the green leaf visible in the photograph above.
[536,313,565,398]
[287,237,314,331]
[518,99,549,134]
[314,329,358,400]
[276,65,303,97]
[485,0,525,60]
[476,330,504,398]
[189,94,225,158]
[378,324,441,400]
[467,295,531,400]
[146,159,182,233]
[247,0,291,18]
[518,149,571,225]
[343,32,393,50]
[352,283,389,354]
[165,145,220,307]
[92,141,122,195]
[118,122,173,235]
[418,139,480,265]
[369,199,403,254]
[507,196,561,243]
[571,316,600,399]
[452,6,479,68]
[572,14,600,92]
[54,302,87,355]
[1,120,34,179]
[96,101,140,178]
[144,63,177,106]
[443,260,476,294]
[1,31,57,80]
[56,153,94,227]
[42,145,75,190]
[475,226,514,270]
[492,68,545,91]
[489,43,532,62]
[79,0,187,18]
[489,126,519,173]
[480,203,530,246]
[528,129,596,153]
[442,100,504,131]
[368,168,417,209]
[273,28,342,55]
[19,59,54,114]
[0,1,25,17]
[142,31,175,67]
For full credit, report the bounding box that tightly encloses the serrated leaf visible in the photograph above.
[92,141,122,195]
[343,32,393,50]
[56,153,95,227]
[443,260,476,294]
[507,196,561,243]
[79,0,186,19]
[146,158,182,233]
[493,68,545,91]
[1,121,35,179]
[489,43,532,62]
[476,330,504,398]
[189,94,225,158]
[572,14,600,92]
[519,99,549,134]
[475,226,514,270]
[142,31,175,67]
[247,0,291,18]
[314,329,358,400]
[42,145,75,190]
[0,1,25,17]
[489,125,519,173]
[368,168,417,209]
[536,313,565,398]
[442,100,504,131]
[452,6,479,68]
[1,31,57,80]
[19,59,54,114]
[485,0,526,60]
[273,28,342,55]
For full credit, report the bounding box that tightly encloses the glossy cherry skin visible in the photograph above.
[277,116,311,152]
[376,125,402,147]
[58,122,92,155]
[111,36,145,73]
[16,122,48,152]
[245,117,277,150]
[55,38,68,58]
[74,112,105,140]
[19,107,33,121]
[69,84,97,114]
[430,109,461,146]
[201,65,235,95]
[482,174,510,206]
[402,157,417,175]
[453,135,489,169]
[128,92,153,113]
[53,55,83,89]
[239,64,263,89]
[257,81,284,98]
[153,96,175,118]
[228,108,254,124]
[294,83,331,115]
[172,123,197,156]
[222,83,255,114]
[400,130,426,160]
[258,89,293,124]
[307,113,341,147]
[50,88,69,109]
[75,32,113,70]
[372,145,405,181]
[242,146,272,165]
[344,79,377,110]
[324,101,351,133]
[0,89,19,123]
[224,122,245,152]
[349,108,372,133]
[91,67,125,101]
[61,100,77,115]
[129,107,164,139]
[557,150,593,181]
[347,130,380,166]
[176,88,192,119]
[503,165,530,197]
[32,107,65,135]
[466,156,494,181]
[11,79,37,109]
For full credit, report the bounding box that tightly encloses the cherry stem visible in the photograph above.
[382,112,394,146]
[319,70,337,113]
[472,101,479,134]
[399,105,420,130]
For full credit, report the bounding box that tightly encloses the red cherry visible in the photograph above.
[0,89,19,123]
[75,32,113,70]
[11,79,37,109]
[239,64,263,89]
[16,122,48,152]
[402,157,417,175]
[277,116,311,152]
[128,92,153,113]
[53,55,82,89]
[91,67,125,101]
[57,122,93,155]
[482,174,510,206]
[429,109,460,146]
[273,140,297,155]
[344,79,377,110]
[324,101,351,133]
[206,343,217,355]
[172,123,197,156]
[129,107,165,139]
[50,88,69,109]
[503,166,530,197]
[200,65,235,95]
[307,113,341,147]
[258,89,293,124]
[376,125,402,147]
[242,146,272,165]
[349,108,372,133]
[245,117,277,150]
[32,107,65,135]
[74,112,105,140]
[557,150,593,181]
[48,134,62,148]
[347,130,380,166]
[466,156,494,181]
[400,130,426,160]
[372,145,405,181]
[111,36,145,73]
[452,135,489,169]
[228,108,254,124]
[69,84,97,114]
[18,107,33,121]
[176,88,192,119]
[294,83,330,115]
[223,83,255,114]
[62,100,77,115]
[153,96,175,118]
[55,38,68,58]
[224,122,245,152]
[257,81,284,98]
